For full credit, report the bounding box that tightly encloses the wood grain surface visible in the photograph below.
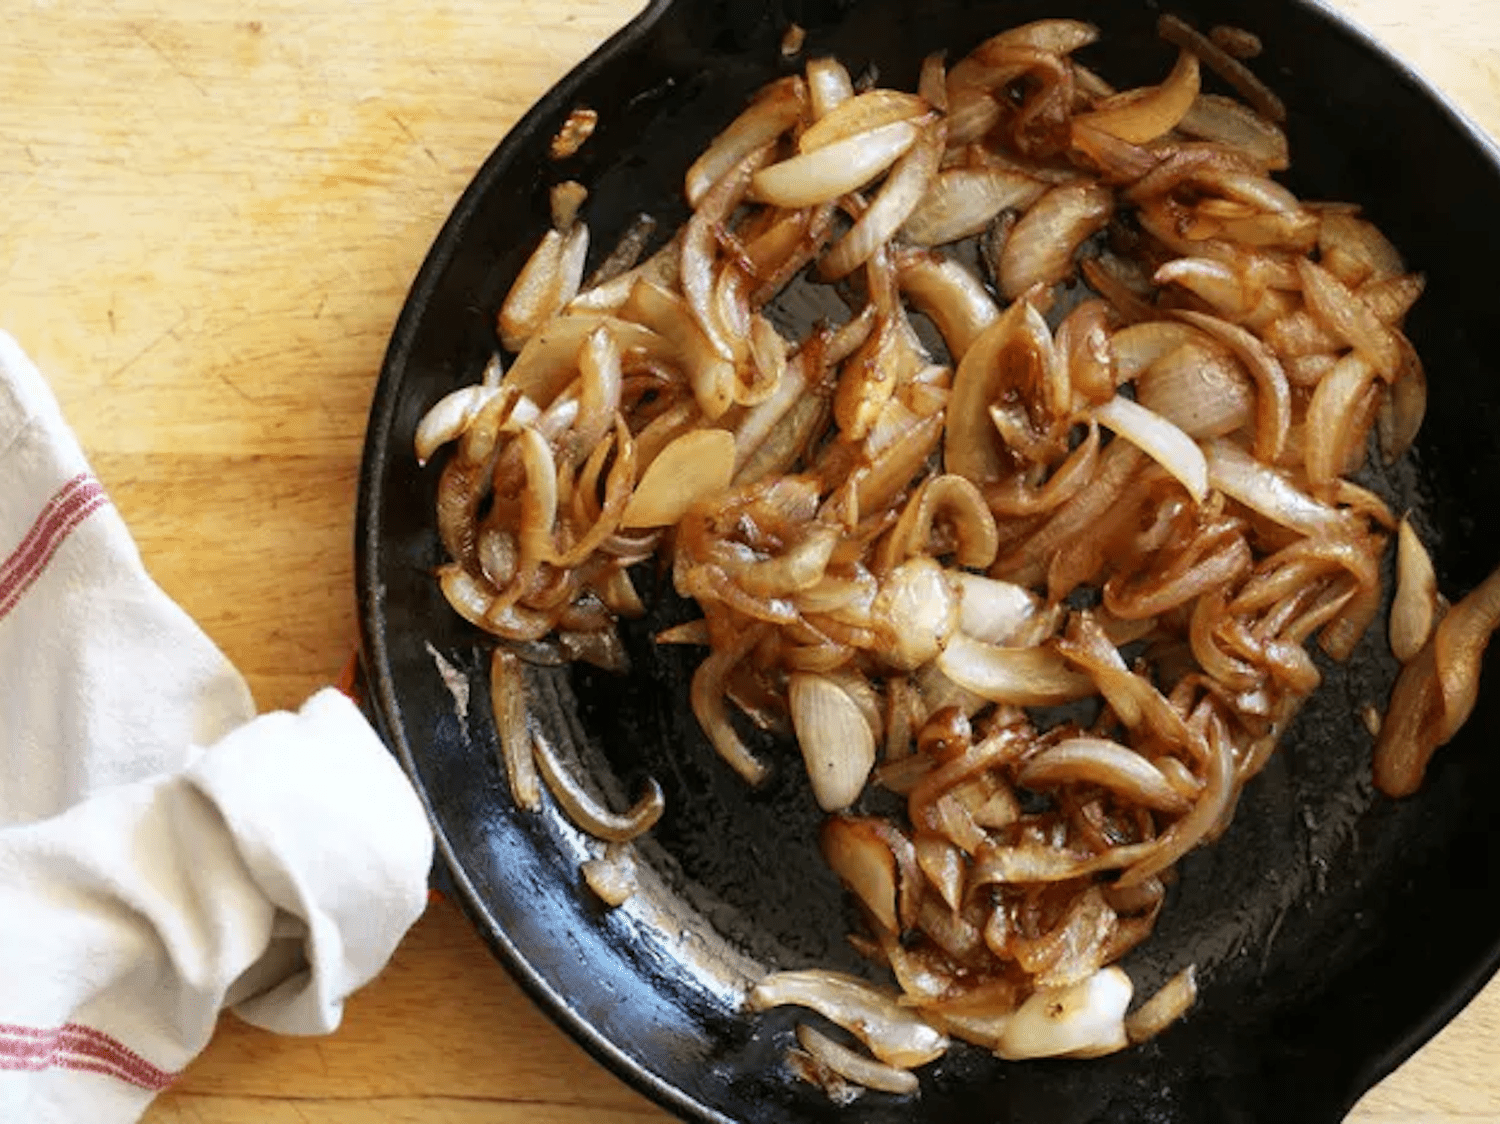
[3,0,1498,1120]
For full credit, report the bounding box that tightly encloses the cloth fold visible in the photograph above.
[0,331,435,1124]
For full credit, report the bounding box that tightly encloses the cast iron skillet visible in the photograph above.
[356,2,1500,1120]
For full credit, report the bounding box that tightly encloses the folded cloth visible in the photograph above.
[0,331,435,1123]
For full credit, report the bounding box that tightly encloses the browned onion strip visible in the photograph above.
[1118,710,1233,888]
[1157,14,1285,123]
[999,181,1114,299]
[530,728,665,843]
[897,251,1001,361]
[1124,966,1198,1044]
[1391,517,1439,663]
[685,76,806,206]
[1073,50,1199,144]
[690,622,772,785]
[749,970,950,1068]
[794,1024,920,1096]
[1020,738,1191,814]
[491,648,541,811]
[1296,258,1400,379]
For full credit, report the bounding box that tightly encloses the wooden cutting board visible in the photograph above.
[3,1,1498,1120]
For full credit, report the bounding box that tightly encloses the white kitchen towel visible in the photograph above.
[0,330,435,1123]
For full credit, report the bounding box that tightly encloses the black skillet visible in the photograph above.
[356,1,1500,1120]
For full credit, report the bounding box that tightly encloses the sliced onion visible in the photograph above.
[1073,50,1199,144]
[953,573,1038,645]
[499,229,565,353]
[1125,966,1198,1044]
[623,428,735,529]
[1297,258,1399,379]
[821,816,901,931]
[1158,14,1285,123]
[902,169,1046,246]
[1378,335,1427,464]
[872,557,960,671]
[807,56,855,120]
[491,648,541,811]
[937,634,1095,706]
[1135,341,1255,439]
[897,250,1000,361]
[685,76,806,206]
[1019,738,1191,814]
[1173,310,1291,464]
[999,181,1114,299]
[690,624,771,785]
[1154,257,1262,320]
[505,313,669,411]
[1303,351,1377,492]
[994,967,1132,1061]
[1176,94,1288,170]
[748,970,950,1067]
[1111,321,1200,384]
[752,119,921,208]
[799,89,929,153]
[571,326,623,461]
[532,728,665,842]
[790,672,879,811]
[822,117,946,280]
[581,847,637,907]
[1093,395,1208,503]
[416,385,502,465]
[795,1024,920,1096]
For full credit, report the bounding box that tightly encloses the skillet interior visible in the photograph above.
[357,1,1500,1120]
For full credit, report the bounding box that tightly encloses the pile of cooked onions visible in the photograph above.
[416,14,1500,1097]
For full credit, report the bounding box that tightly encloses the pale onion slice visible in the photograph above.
[751,119,921,208]
[795,1024,919,1096]
[790,672,878,811]
[999,181,1114,299]
[1202,437,1350,538]
[505,314,670,411]
[416,385,501,466]
[974,17,1100,55]
[1018,737,1191,814]
[1110,321,1201,384]
[621,428,735,528]
[1320,211,1406,282]
[685,76,806,206]
[1125,966,1198,1044]
[690,624,771,785]
[1093,395,1209,503]
[821,117,946,280]
[499,229,564,353]
[531,728,665,842]
[806,55,855,120]
[491,648,541,811]
[1135,341,1255,439]
[871,557,960,671]
[619,279,735,419]
[994,967,1133,1061]
[1173,310,1291,465]
[1391,517,1438,662]
[953,573,1038,645]
[1176,94,1289,170]
[901,168,1046,246]
[798,89,929,153]
[1072,50,1199,144]
[937,634,1095,706]
[820,816,900,932]
[571,326,623,461]
[1154,256,1262,320]
[747,970,950,1067]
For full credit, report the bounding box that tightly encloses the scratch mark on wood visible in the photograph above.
[131,24,210,98]
[388,112,443,169]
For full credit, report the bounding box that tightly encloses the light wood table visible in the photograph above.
[4,0,1498,1119]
